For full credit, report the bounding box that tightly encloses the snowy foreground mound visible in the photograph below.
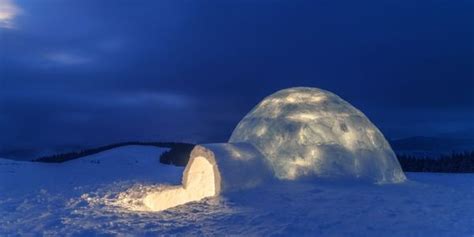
[230,87,406,183]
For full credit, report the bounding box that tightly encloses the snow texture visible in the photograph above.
[196,143,272,193]
[230,87,406,183]
[0,147,473,236]
[143,143,272,211]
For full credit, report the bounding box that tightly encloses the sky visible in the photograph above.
[1,0,473,155]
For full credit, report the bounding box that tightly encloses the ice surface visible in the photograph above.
[199,143,273,192]
[143,143,272,211]
[230,87,406,183]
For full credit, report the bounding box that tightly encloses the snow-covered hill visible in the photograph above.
[0,145,183,191]
[1,145,473,236]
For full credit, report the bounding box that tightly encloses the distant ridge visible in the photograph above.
[33,141,195,164]
[390,136,474,157]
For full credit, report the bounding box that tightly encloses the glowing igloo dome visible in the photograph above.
[229,87,406,183]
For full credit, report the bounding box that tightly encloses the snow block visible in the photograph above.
[229,87,406,183]
[197,143,272,193]
[143,143,271,211]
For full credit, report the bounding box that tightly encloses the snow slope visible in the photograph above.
[1,146,473,236]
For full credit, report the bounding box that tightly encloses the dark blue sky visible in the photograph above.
[1,0,473,152]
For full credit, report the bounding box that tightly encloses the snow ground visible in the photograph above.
[0,145,473,236]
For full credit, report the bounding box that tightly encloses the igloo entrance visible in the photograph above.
[143,143,270,211]
[143,155,219,212]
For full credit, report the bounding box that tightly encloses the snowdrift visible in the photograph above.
[230,87,406,183]
[144,143,271,211]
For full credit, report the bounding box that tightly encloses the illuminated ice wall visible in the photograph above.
[144,143,272,211]
[230,87,406,183]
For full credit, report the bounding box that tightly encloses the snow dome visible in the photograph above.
[229,87,406,183]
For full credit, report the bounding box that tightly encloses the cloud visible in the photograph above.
[0,89,195,110]
[0,0,21,29]
[114,92,194,108]
[45,52,92,65]
[0,89,199,153]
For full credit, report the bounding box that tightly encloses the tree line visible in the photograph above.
[33,141,195,163]
[396,151,474,173]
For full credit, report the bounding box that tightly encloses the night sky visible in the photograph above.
[1,0,473,153]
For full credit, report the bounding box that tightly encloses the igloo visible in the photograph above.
[145,87,406,211]
[144,143,271,211]
[229,87,406,183]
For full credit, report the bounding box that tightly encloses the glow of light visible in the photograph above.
[143,156,218,212]
[223,144,256,161]
[255,125,267,137]
[284,93,327,103]
[0,0,21,29]
[286,113,320,122]
[341,131,357,150]
[260,93,327,106]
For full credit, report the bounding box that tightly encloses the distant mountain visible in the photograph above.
[390,136,474,157]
